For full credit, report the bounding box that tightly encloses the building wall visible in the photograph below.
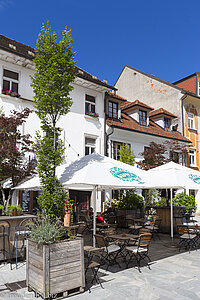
[115,66,183,134]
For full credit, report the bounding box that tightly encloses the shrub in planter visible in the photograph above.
[173,192,197,216]
[118,190,144,210]
[6,205,23,216]
[27,217,85,298]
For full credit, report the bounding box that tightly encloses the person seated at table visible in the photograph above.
[103,207,115,223]
[97,214,105,224]
[89,207,93,219]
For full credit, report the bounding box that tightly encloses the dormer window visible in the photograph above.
[139,110,147,126]
[108,101,118,119]
[164,117,171,131]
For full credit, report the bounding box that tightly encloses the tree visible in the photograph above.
[32,21,76,219]
[0,108,34,207]
[118,143,136,166]
[137,141,167,170]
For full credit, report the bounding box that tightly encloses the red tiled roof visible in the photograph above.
[106,113,190,143]
[149,108,177,118]
[106,91,127,101]
[121,100,154,111]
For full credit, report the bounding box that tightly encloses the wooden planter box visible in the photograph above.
[26,238,85,299]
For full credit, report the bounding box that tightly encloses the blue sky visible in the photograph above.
[1,0,199,87]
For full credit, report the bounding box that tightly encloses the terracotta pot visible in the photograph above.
[12,209,18,216]
[64,210,71,227]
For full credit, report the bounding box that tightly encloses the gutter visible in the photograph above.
[181,94,187,137]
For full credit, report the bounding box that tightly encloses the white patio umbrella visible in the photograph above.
[147,161,200,239]
[15,153,148,246]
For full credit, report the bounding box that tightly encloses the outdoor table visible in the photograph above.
[84,246,102,265]
[134,218,147,227]
[109,233,139,265]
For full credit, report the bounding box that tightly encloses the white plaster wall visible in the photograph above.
[115,66,183,133]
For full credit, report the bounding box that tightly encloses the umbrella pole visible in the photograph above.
[170,188,173,240]
[93,186,97,247]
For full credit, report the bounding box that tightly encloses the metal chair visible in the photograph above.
[126,233,152,272]
[95,234,121,270]
[147,218,162,240]
[12,218,34,269]
[128,219,143,235]
[177,224,197,252]
[0,220,11,268]
[84,257,103,290]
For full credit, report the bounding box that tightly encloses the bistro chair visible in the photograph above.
[12,218,34,269]
[84,257,103,290]
[128,220,143,235]
[126,233,152,272]
[0,220,12,268]
[147,218,162,240]
[177,224,197,252]
[95,234,121,271]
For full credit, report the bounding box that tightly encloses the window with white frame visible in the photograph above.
[139,110,147,126]
[85,137,96,155]
[85,94,96,114]
[189,149,196,166]
[108,101,118,119]
[2,69,19,93]
[188,112,194,129]
[164,117,171,131]
[112,141,122,160]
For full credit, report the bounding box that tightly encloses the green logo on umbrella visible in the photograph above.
[189,174,200,184]
[110,167,144,184]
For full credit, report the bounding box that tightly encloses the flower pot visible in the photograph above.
[12,209,18,216]
[64,210,71,227]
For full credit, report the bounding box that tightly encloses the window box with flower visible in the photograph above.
[2,90,20,98]
[85,111,99,118]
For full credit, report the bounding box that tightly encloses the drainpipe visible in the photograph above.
[105,125,114,157]
[181,93,187,165]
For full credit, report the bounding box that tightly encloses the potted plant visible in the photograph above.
[27,217,85,299]
[64,199,75,227]
[5,205,23,216]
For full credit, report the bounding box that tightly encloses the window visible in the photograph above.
[2,69,19,93]
[108,101,118,119]
[188,112,194,129]
[85,94,95,114]
[139,110,147,126]
[85,137,96,155]
[112,141,122,160]
[164,117,171,131]
[189,149,196,166]
[170,151,179,163]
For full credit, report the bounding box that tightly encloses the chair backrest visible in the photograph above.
[103,227,116,237]
[77,223,86,235]
[154,218,162,228]
[138,233,152,249]
[0,220,10,235]
[177,224,189,235]
[95,234,108,247]
[139,227,151,235]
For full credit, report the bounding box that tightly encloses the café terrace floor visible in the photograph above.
[0,230,200,300]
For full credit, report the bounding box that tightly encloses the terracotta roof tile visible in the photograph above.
[121,100,154,111]
[106,113,190,143]
[149,108,177,118]
[106,91,127,101]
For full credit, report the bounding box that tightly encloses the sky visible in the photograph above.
[1,0,200,87]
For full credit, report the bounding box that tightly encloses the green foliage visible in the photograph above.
[30,217,63,245]
[5,205,23,216]
[31,21,75,127]
[118,144,136,166]
[154,198,168,207]
[118,190,144,210]
[173,193,197,213]
[32,21,76,220]
[104,198,119,209]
